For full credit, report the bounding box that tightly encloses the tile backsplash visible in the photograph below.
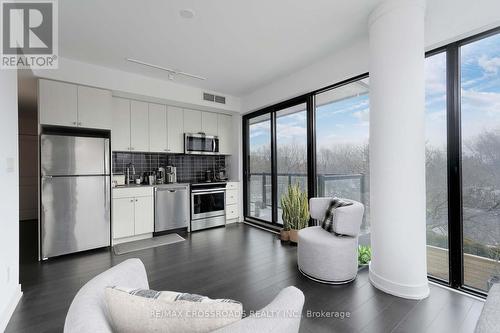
[112,152,227,183]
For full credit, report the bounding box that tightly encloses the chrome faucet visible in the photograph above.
[125,163,135,185]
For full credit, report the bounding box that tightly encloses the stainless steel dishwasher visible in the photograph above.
[154,184,190,233]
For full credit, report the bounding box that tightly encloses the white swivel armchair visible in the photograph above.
[297,198,365,284]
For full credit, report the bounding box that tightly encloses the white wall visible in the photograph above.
[242,0,500,112]
[0,70,22,331]
[33,57,242,113]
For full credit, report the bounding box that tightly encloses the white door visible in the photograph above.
[167,106,184,153]
[217,114,232,155]
[134,196,154,235]
[148,103,168,152]
[111,98,131,151]
[130,100,149,151]
[201,112,218,135]
[112,198,135,238]
[39,79,78,127]
[183,109,202,133]
[77,86,112,129]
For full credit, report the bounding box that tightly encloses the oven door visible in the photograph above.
[185,134,219,155]
[191,189,225,220]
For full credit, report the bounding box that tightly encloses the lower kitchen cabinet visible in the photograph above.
[112,197,135,238]
[225,182,240,223]
[134,196,154,235]
[112,187,154,240]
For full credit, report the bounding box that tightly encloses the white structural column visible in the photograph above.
[368,0,430,299]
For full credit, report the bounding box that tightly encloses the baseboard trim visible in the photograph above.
[0,284,22,332]
[369,265,430,300]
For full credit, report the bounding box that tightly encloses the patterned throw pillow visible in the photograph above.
[105,286,243,333]
[321,198,353,234]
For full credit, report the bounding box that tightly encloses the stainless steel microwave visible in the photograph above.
[184,133,219,155]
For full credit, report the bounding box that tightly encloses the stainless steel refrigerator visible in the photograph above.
[40,134,111,259]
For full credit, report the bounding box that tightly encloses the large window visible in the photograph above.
[243,27,500,297]
[460,33,500,292]
[425,52,449,281]
[315,80,370,236]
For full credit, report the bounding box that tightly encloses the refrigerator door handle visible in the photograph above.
[104,138,110,175]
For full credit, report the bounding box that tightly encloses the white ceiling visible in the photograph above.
[59,0,381,97]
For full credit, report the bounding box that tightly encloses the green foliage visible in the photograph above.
[358,245,371,265]
[280,183,309,231]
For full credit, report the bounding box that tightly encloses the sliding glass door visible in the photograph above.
[247,114,272,222]
[276,103,308,224]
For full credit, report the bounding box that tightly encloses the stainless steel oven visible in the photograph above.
[185,133,219,155]
[191,183,226,231]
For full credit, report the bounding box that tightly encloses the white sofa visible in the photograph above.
[297,198,365,284]
[475,283,500,333]
[64,258,305,333]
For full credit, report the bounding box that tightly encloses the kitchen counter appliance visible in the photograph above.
[154,184,189,233]
[190,182,226,231]
[185,133,219,155]
[40,133,111,259]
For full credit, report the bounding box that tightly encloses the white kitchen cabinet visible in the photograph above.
[112,187,154,240]
[148,103,168,152]
[112,197,135,239]
[130,100,149,151]
[167,106,184,153]
[201,112,218,135]
[77,86,112,129]
[183,109,202,133]
[217,114,232,155]
[225,182,240,222]
[134,196,154,234]
[111,98,131,151]
[39,79,78,127]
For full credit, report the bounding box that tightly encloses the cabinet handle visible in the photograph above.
[72,121,77,125]
[135,199,138,202]
[130,199,134,202]
[78,122,82,126]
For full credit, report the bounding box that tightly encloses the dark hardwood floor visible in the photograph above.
[8,222,483,332]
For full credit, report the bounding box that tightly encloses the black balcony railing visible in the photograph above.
[248,172,366,209]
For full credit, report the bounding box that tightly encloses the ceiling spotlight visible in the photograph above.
[179,9,195,19]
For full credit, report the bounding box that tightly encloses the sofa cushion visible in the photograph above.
[105,286,243,333]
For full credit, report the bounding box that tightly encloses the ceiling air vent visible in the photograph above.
[203,92,226,105]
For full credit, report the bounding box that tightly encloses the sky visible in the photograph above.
[249,32,500,154]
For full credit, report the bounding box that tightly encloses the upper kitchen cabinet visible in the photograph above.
[167,106,184,153]
[77,86,112,129]
[39,79,112,129]
[148,103,167,153]
[201,112,218,135]
[183,109,202,133]
[130,100,150,152]
[39,79,78,127]
[218,114,233,155]
[111,97,131,151]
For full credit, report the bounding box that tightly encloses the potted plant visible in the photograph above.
[280,183,309,243]
[280,216,290,241]
[358,245,371,269]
